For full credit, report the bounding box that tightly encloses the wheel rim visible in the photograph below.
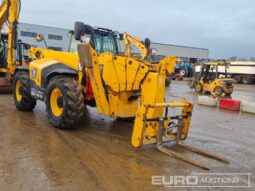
[195,84,201,92]
[180,70,186,75]
[50,88,64,117]
[215,87,222,95]
[15,80,22,102]
[242,78,248,84]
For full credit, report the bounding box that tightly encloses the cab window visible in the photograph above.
[93,33,118,55]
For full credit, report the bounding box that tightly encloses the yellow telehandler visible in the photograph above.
[13,22,229,169]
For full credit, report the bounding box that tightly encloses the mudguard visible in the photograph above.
[40,63,78,88]
[14,66,29,73]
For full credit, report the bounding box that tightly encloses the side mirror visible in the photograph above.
[35,34,44,42]
[35,34,48,49]
[119,33,124,40]
[74,22,85,40]
[144,38,151,49]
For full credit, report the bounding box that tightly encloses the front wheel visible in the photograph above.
[214,86,223,96]
[13,71,36,111]
[45,76,85,128]
[195,83,203,93]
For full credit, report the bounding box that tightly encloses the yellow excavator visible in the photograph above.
[0,0,25,93]
[0,0,20,76]
[13,20,229,169]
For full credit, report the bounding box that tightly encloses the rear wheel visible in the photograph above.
[45,76,84,128]
[241,75,253,84]
[180,69,187,77]
[13,71,36,111]
[232,75,242,84]
[214,86,223,96]
[195,83,203,93]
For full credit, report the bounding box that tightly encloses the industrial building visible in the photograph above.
[17,22,209,60]
[18,23,71,51]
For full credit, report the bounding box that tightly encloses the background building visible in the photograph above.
[17,22,209,60]
[18,23,71,51]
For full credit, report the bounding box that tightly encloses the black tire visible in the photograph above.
[45,76,84,128]
[214,86,223,96]
[13,71,36,111]
[180,69,187,77]
[232,75,242,84]
[195,83,203,93]
[241,75,253,84]
[165,77,171,87]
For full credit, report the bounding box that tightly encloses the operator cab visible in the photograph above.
[201,62,231,83]
[73,22,120,55]
[0,34,30,71]
[201,64,217,83]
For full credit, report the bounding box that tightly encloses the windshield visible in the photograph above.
[177,61,190,67]
[69,31,118,55]
[93,33,118,55]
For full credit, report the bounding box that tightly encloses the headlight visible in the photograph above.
[78,62,83,71]
[31,68,37,79]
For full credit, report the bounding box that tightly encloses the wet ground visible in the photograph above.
[0,81,254,191]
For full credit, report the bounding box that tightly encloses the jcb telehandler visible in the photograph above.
[13,22,229,169]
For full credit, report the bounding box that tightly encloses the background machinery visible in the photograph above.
[13,22,229,169]
[0,0,22,93]
[0,33,30,93]
[189,62,235,96]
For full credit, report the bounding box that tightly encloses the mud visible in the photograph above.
[0,82,254,191]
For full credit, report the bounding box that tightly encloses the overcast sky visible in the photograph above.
[19,0,255,59]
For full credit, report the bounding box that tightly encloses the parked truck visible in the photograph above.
[225,61,255,84]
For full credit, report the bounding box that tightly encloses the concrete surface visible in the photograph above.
[0,82,254,191]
